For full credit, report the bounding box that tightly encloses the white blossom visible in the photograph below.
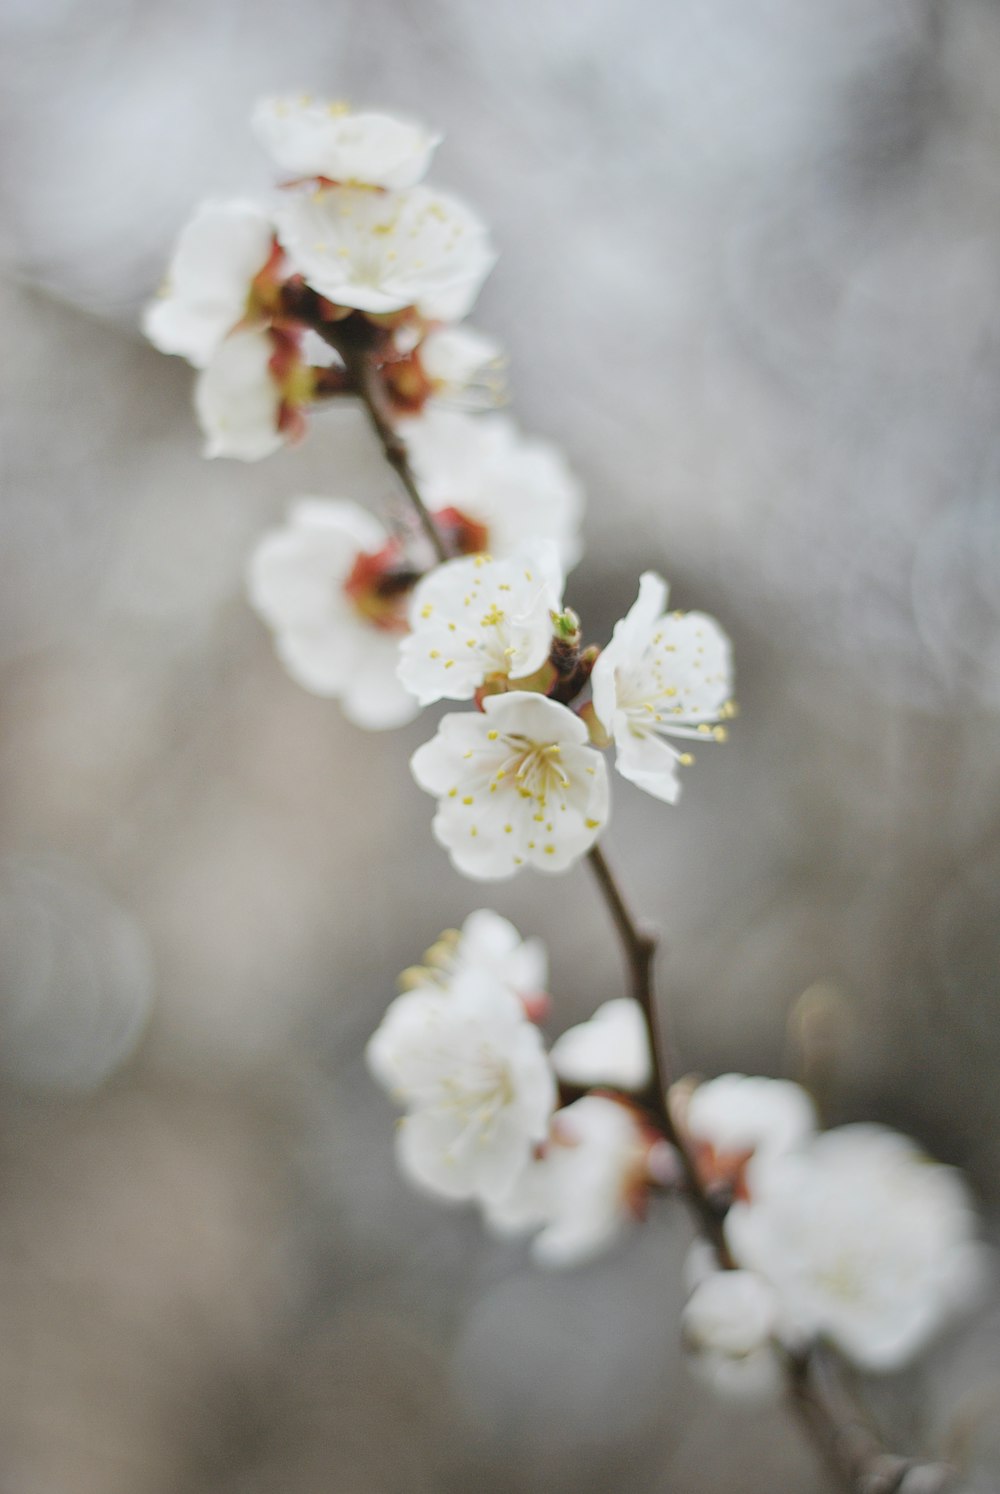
[143,199,275,368]
[549,999,652,1092]
[246,497,419,728]
[410,691,609,880]
[401,409,584,567]
[681,1259,783,1403]
[274,183,496,320]
[725,1124,986,1371]
[398,550,563,706]
[591,572,734,804]
[253,96,440,188]
[418,324,504,406]
[409,909,548,1014]
[685,1073,817,1172]
[365,971,556,1204]
[485,1095,652,1267]
[194,327,287,462]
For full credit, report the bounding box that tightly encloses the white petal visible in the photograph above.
[398,550,563,705]
[403,409,584,568]
[247,498,386,631]
[611,719,683,804]
[550,999,652,1091]
[253,97,440,188]
[275,184,496,319]
[411,694,609,881]
[143,199,274,367]
[194,328,284,461]
[682,1269,777,1357]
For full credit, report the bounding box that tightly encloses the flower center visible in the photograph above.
[343,538,418,633]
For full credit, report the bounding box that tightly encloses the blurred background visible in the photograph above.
[2,0,1000,1488]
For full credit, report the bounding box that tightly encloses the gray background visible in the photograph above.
[1,1,999,1488]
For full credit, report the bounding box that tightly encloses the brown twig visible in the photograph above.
[586,843,731,1261]
[300,310,450,565]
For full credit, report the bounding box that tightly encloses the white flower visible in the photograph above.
[485,1095,652,1267]
[246,497,419,729]
[725,1125,986,1372]
[411,909,548,1014]
[685,1073,817,1173]
[549,999,652,1092]
[253,96,440,188]
[398,550,563,706]
[681,1262,783,1403]
[143,199,275,368]
[419,325,504,406]
[194,327,286,461]
[274,183,496,320]
[591,572,734,804]
[403,409,583,568]
[410,692,610,880]
[365,971,556,1204]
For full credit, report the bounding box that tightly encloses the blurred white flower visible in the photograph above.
[485,1095,653,1267]
[142,198,276,368]
[550,998,652,1092]
[398,549,563,706]
[407,909,548,1016]
[194,326,287,461]
[410,691,609,880]
[246,497,419,729]
[274,183,496,320]
[366,971,556,1205]
[725,1124,986,1372]
[253,96,440,188]
[591,572,734,804]
[419,324,504,405]
[685,1073,817,1176]
[681,1262,783,1403]
[402,409,584,568]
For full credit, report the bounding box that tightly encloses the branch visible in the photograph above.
[338,337,450,565]
[586,843,731,1261]
[294,304,450,565]
[586,845,964,1494]
[788,1349,961,1494]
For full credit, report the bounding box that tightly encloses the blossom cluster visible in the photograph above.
[144,93,987,1441]
[145,95,500,460]
[369,926,986,1385]
[367,909,661,1266]
[144,96,734,877]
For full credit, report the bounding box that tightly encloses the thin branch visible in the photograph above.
[788,1349,960,1494]
[586,843,731,1261]
[337,339,450,565]
[299,309,450,565]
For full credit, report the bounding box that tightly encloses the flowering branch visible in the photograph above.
[142,94,986,1494]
